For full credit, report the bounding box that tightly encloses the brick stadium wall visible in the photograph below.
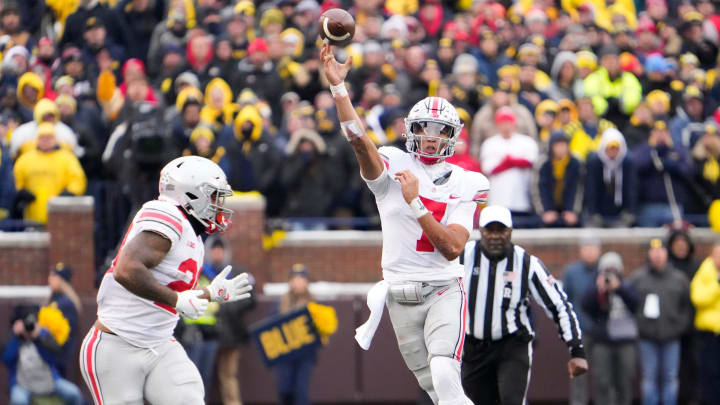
[0,196,718,403]
[0,195,717,294]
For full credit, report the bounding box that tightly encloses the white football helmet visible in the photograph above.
[404,97,463,164]
[158,156,233,233]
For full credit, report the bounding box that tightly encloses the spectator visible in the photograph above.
[0,141,16,221]
[666,228,702,405]
[210,237,256,405]
[584,128,637,227]
[170,86,202,151]
[566,97,616,161]
[9,98,79,159]
[115,0,165,62]
[275,264,317,405]
[182,125,229,175]
[646,90,672,122]
[690,242,720,405]
[445,130,480,173]
[200,78,236,132]
[279,128,343,229]
[481,107,539,219]
[13,123,87,224]
[583,43,642,128]
[582,251,639,405]
[60,0,129,54]
[547,51,580,101]
[562,236,602,405]
[471,30,511,88]
[535,129,582,226]
[632,121,692,227]
[470,89,536,157]
[224,104,284,216]
[535,99,561,146]
[670,85,707,149]
[147,8,191,77]
[46,262,81,377]
[232,38,284,126]
[690,124,720,213]
[631,238,692,405]
[15,72,44,124]
[0,4,33,50]
[2,304,83,405]
[623,102,654,149]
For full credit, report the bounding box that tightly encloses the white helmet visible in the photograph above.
[158,156,233,233]
[404,97,463,164]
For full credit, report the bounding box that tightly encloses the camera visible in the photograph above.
[22,313,36,333]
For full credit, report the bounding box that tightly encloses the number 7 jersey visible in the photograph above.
[97,200,205,348]
[364,146,489,283]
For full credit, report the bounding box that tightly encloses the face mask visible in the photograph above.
[242,126,253,139]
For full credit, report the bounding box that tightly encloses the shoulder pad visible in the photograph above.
[378,146,408,168]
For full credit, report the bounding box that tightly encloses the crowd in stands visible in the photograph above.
[0,0,719,253]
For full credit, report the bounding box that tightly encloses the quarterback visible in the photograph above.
[322,44,488,405]
[79,156,252,405]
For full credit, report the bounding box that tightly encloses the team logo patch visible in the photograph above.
[449,194,461,199]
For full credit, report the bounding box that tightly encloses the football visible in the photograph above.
[318,8,355,46]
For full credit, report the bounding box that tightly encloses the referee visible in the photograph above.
[460,205,588,404]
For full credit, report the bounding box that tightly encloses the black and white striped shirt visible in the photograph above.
[461,241,585,358]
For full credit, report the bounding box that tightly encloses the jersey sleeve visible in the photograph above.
[133,201,184,248]
[361,146,404,199]
[447,171,489,233]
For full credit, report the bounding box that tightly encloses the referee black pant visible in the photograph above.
[461,332,533,405]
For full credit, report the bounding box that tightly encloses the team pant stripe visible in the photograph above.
[454,277,467,361]
[85,328,103,405]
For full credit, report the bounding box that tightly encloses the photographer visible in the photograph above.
[2,304,82,405]
[582,252,639,405]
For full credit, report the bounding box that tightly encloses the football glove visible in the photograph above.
[175,290,209,320]
[207,265,253,303]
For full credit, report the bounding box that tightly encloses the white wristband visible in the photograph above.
[409,197,429,219]
[330,82,348,99]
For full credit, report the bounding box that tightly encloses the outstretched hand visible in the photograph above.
[320,43,352,86]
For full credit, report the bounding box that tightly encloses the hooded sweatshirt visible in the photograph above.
[585,128,638,216]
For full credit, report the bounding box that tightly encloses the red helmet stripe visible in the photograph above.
[431,97,440,118]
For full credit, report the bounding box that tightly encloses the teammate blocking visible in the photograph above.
[79,156,252,405]
[321,44,488,405]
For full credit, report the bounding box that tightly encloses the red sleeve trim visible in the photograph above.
[139,212,183,234]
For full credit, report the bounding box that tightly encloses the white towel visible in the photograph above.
[354,280,389,350]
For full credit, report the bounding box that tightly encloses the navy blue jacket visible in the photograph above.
[631,143,693,207]
[584,152,638,216]
[536,156,582,212]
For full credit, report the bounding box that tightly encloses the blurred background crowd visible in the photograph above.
[0,0,720,273]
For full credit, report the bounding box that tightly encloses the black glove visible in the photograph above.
[11,189,35,219]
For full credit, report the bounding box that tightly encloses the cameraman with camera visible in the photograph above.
[2,304,83,405]
[582,252,639,405]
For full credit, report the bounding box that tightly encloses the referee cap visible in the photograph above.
[480,205,513,228]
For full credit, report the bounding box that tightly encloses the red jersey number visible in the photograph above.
[415,197,448,252]
[155,259,199,314]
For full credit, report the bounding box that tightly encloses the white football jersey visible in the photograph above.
[364,146,489,283]
[97,200,205,348]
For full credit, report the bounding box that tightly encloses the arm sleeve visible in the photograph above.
[447,201,477,234]
[133,204,184,249]
[691,258,720,309]
[362,147,397,199]
[621,74,642,115]
[528,256,585,356]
